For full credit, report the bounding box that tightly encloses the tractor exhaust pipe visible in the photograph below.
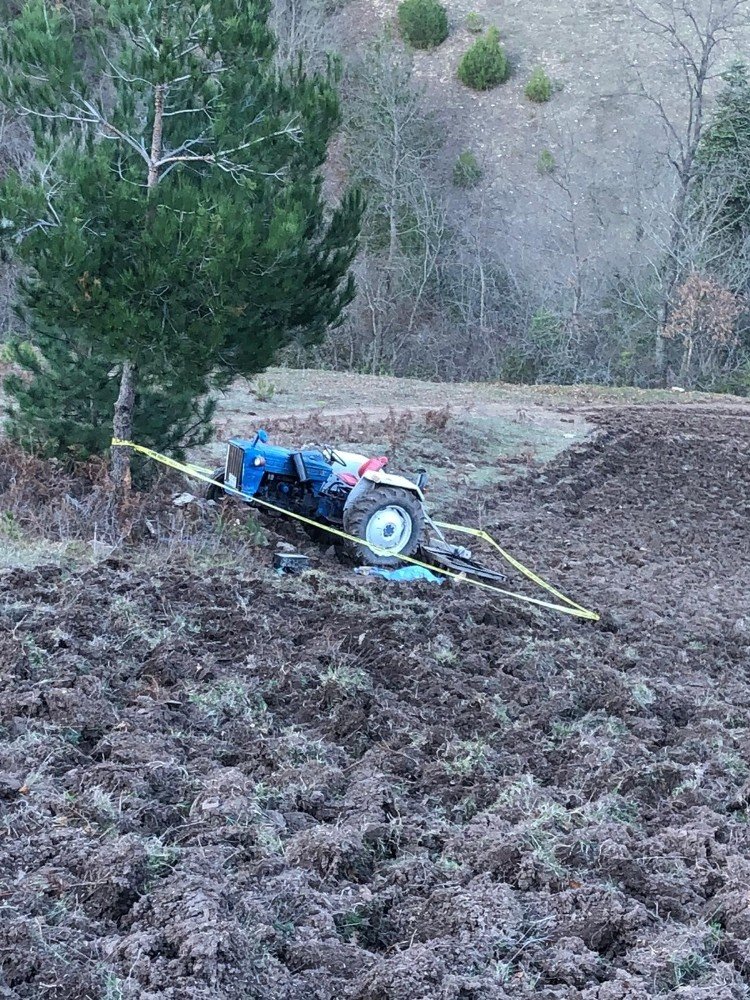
[292,453,310,483]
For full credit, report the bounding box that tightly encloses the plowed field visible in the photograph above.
[1,405,749,999]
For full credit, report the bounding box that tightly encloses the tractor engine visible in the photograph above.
[222,437,339,518]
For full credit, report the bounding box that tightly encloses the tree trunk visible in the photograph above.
[111,359,137,492]
[655,292,670,380]
[679,337,694,385]
[111,83,165,492]
[654,46,709,385]
[147,84,165,190]
[656,181,689,386]
[370,111,400,375]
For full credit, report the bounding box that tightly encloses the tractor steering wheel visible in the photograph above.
[322,445,346,467]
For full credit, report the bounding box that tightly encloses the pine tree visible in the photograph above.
[693,61,750,286]
[0,0,362,485]
[457,28,509,92]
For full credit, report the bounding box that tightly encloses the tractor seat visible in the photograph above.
[336,455,388,487]
[359,456,388,476]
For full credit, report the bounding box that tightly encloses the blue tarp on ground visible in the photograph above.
[354,565,444,584]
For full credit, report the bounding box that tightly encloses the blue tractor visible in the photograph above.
[206,429,509,580]
[206,429,429,565]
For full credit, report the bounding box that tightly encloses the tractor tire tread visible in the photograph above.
[205,468,226,503]
[342,485,424,567]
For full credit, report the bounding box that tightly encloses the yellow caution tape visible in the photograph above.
[112,438,600,621]
[433,521,596,619]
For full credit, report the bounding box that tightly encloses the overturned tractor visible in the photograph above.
[206,429,507,582]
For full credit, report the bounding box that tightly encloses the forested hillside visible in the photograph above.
[3,0,750,393]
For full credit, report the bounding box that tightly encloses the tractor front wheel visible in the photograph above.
[205,468,227,503]
[342,486,424,567]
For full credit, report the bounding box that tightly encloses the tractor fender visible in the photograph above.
[342,475,376,512]
[357,469,425,500]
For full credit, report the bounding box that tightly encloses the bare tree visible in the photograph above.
[503,146,627,384]
[340,36,447,374]
[271,0,332,72]
[632,0,750,378]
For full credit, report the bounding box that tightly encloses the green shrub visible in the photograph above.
[398,0,449,49]
[537,148,555,174]
[453,150,483,187]
[457,27,510,90]
[525,66,552,103]
[465,11,484,32]
[252,376,276,401]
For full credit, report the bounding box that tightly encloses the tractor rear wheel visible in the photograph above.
[342,486,424,567]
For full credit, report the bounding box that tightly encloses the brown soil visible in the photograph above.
[1,406,749,999]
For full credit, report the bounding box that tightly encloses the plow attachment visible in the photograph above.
[421,539,509,584]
